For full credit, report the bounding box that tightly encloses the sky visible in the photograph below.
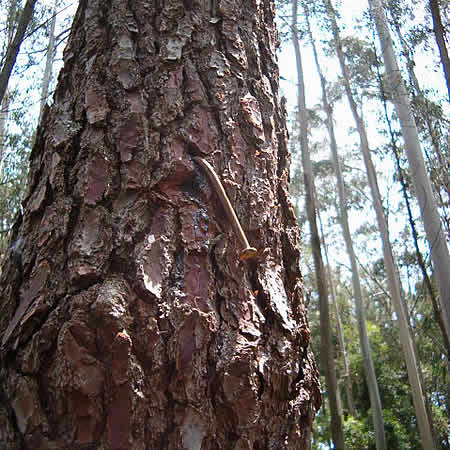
[276,0,449,293]
[4,0,448,293]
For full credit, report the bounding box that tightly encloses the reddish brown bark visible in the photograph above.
[0,0,320,448]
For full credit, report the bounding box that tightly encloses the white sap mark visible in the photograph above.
[141,234,163,298]
[181,408,206,450]
[261,265,295,332]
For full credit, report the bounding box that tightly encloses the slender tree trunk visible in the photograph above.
[0,2,15,171]
[0,92,9,170]
[375,52,450,356]
[0,0,37,106]
[388,6,449,233]
[428,0,450,100]
[0,90,10,262]
[292,1,345,448]
[38,0,58,123]
[321,2,388,449]
[370,0,450,359]
[318,204,357,417]
[0,1,320,448]
[322,0,437,447]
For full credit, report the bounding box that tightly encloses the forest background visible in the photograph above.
[0,0,448,448]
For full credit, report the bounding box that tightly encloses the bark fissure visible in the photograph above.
[0,1,319,448]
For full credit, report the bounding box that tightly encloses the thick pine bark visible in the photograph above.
[370,0,450,371]
[0,0,320,448]
[292,1,345,448]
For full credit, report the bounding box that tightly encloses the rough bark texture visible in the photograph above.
[292,1,345,448]
[0,0,320,449]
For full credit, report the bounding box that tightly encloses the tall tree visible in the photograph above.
[320,0,438,446]
[428,0,450,99]
[292,1,345,448]
[373,27,450,353]
[0,0,16,168]
[0,0,37,106]
[303,9,357,422]
[369,0,450,358]
[320,2,387,449]
[388,7,449,234]
[319,213,356,418]
[0,0,320,447]
[38,0,58,123]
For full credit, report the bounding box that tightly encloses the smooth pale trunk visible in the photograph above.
[38,0,58,123]
[0,0,37,105]
[369,0,450,341]
[369,3,448,449]
[304,4,356,419]
[428,0,450,100]
[293,1,346,448]
[322,1,387,448]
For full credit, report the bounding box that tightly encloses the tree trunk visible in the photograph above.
[0,0,37,106]
[388,2,449,233]
[0,0,16,171]
[0,0,320,448]
[318,205,357,418]
[0,91,9,170]
[292,1,345,448]
[321,2,388,449]
[375,39,450,355]
[323,0,437,447]
[38,0,58,124]
[370,0,450,365]
[428,0,450,100]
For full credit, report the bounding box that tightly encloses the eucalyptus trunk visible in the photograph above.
[0,91,9,170]
[322,1,388,448]
[0,1,320,448]
[428,0,450,100]
[303,9,358,421]
[0,0,37,106]
[319,207,357,418]
[292,1,345,448]
[0,1,15,170]
[370,0,450,364]
[324,0,438,448]
[38,0,58,123]
[388,2,449,233]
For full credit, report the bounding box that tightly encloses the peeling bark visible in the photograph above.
[0,1,320,448]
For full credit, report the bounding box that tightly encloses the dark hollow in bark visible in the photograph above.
[0,0,320,448]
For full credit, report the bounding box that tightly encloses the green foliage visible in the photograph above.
[0,0,72,261]
[344,416,372,449]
